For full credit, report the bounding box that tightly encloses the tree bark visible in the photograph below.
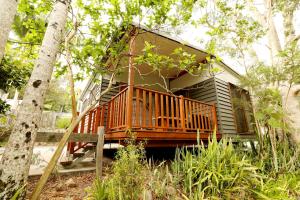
[30,73,116,200]
[0,0,69,199]
[65,28,78,120]
[0,0,19,61]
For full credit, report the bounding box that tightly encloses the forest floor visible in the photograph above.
[26,171,96,200]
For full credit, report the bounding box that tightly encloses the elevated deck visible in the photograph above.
[68,86,219,153]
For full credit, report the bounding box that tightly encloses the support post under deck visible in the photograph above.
[96,126,105,178]
[126,28,137,129]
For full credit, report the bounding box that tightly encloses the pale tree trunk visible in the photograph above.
[0,0,69,199]
[65,19,78,120]
[0,0,19,61]
[263,0,282,66]
[281,1,300,145]
[30,73,116,200]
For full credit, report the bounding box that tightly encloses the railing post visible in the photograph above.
[126,30,137,130]
[101,105,105,127]
[94,107,101,134]
[212,103,218,133]
[96,126,105,179]
[179,95,186,131]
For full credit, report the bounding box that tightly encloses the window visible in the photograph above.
[229,84,254,134]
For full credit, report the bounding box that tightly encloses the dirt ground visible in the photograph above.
[26,171,96,200]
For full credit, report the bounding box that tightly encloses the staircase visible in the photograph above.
[61,79,121,167]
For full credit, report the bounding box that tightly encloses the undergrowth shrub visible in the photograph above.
[105,142,147,199]
[253,172,300,200]
[86,139,148,200]
[86,133,300,200]
[172,134,263,199]
[55,117,71,129]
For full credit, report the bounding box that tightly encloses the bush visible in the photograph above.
[86,134,300,200]
[86,140,148,200]
[55,117,71,129]
[172,135,262,199]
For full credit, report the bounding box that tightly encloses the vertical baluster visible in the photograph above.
[91,110,95,134]
[149,91,152,128]
[179,96,186,131]
[87,111,93,134]
[193,102,197,129]
[176,97,180,129]
[107,102,111,130]
[204,105,207,130]
[115,98,118,127]
[184,100,189,129]
[122,92,126,126]
[142,90,146,127]
[200,104,204,130]
[160,94,164,128]
[136,88,140,127]
[101,105,105,127]
[115,97,119,127]
[208,105,212,131]
[155,93,159,127]
[166,95,169,128]
[118,95,122,127]
[189,101,193,129]
[171,96,175,128]
[197,103,201,130]
[78,115,86,148]
[212,103,218,132]
[94,107,101,132]
[110,100,114,128]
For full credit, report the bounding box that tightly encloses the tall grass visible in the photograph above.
[86,133,300,200]
[172,134,263,199]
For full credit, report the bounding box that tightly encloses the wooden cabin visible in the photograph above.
[66,25,255,156]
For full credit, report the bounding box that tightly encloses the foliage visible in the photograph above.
[9,185,25,200]
[0,99,11,114]
[43,78,72,112]
[85,179,108,200]
[67,0,197,80]
[55,117,71,129]
[1,0,52,94]
[135,43,211,74]
[173,135,262,199]
[86,135,300,200]
[86,140,147,200]
[105,141,147,199]
[0,55,31,92]
[255,173,300,200]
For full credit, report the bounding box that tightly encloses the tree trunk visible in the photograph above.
[30,73,116,200]
[0,0,69,199]
[0,0,19,61]
[65,20,78,120]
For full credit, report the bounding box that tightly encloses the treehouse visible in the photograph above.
[66,25,255,157]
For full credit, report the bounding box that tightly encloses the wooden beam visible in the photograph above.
[96,126,105,178]
[126,29,137,129]
[36,131,98,142]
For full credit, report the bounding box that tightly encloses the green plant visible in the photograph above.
[55,117,71,129]
[172,134,263,199]
[0,99,10,114]
[106,142,147,199]
[86,138,148,200]
[9,185,25,200]
[85,179,108,200]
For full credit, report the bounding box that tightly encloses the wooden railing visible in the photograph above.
[106,87,128,131]
[68,86,218,153]
[68,104,107,153]
[105,86,217,133]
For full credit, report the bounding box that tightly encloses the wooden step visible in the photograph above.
[60,160,73,167]
[83,145,96,151]
[73,152,85,158]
